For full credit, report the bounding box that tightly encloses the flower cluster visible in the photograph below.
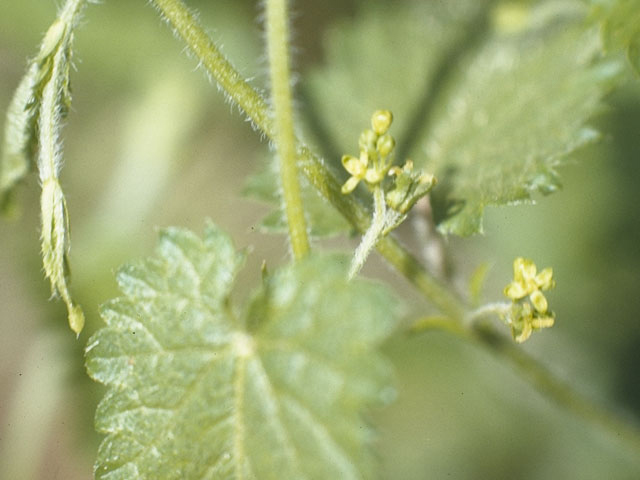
[386,160,436,214]
[341,110,396,194]
[341,110,436,211]
[503,257,556,343]
[341,110,438,277]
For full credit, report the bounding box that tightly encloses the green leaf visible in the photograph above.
[421,1,624,235]
[0,13,71,216]
[0,62,40,216]
[1,1,84,216]
[244,161,351,237]
[86,223,397,479]
[304,1,625,236]
[303,0,489,161]
[2,0,92,333]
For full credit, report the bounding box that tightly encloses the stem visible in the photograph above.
[349,186,386,279]
[412,312,640,456]
[148,0,640,455]
[145,0,501,320]
[409,315,469,337]
[470,323,640,456]
[36,0,90,336]
[149,0,273,135]
[375,236,466,320]
[265,0,310,259]
[411,197,448,278]
[466,302,511,324]
[60,0,87,21]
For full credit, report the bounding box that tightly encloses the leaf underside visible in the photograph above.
[303,0,626,236]
[86,223,396,479]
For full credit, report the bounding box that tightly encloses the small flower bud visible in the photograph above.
[376,133,395,157]
[403,159,414,172]
[359,129,377,154]
[530,290,548,313]
[371,110,393,135]
[418,172,436,186]
[342,154,367,176]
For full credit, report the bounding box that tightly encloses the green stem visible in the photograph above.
[376,236,466,320]
[349,186,386,279]
[466,302,511,324]
[470,322,640,456]
[265,0,309,259]
[36,0,90,336]
[412,316,640,456]
[149,0,273,135]
[148,0,640,455]
[409,315,469,337]
[296,148,464,318]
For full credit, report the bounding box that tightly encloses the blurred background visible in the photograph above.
[1,0,639,478]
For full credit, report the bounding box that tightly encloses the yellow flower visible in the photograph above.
[503,257,556,342]
[509,302,555,343]
[341,110,396,193]
[504,257,555,312]
[341,110,435,214]
[341,151,369,194]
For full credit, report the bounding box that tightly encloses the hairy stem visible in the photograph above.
[466,302,511,324]
[148,0,463,314]
[265,0,310,259]
[36,0,90,335]
[148,0,640,455]
[149,0,273,134]
[349,186,386,279]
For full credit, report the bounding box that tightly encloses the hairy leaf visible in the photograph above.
[86,223,397,479]
[1,0,89,214]
[421,1,624,235]
[1,0,93,333]
[0,62,39,215]
[303,0,490,162]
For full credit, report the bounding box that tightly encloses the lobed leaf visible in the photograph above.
[86,223,397,479]
[421,1,624,235]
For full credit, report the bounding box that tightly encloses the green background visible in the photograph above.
[1,0,639,478]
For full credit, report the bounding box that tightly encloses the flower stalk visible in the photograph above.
[342,110,436,278]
